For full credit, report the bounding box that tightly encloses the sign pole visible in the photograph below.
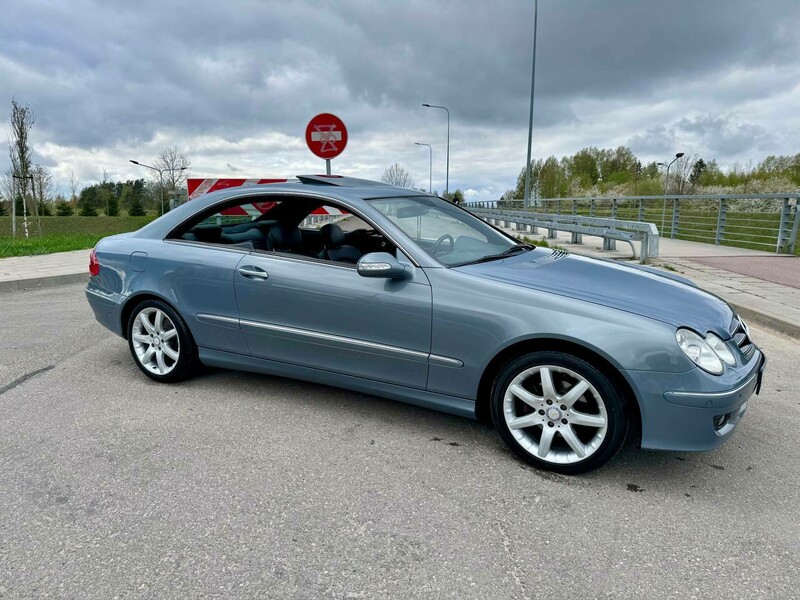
[326,159,331,176]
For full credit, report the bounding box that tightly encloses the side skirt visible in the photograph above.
[198,347,477,419]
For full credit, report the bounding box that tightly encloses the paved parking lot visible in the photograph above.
[1,283,798,599]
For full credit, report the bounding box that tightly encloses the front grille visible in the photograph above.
[730,316,755,360]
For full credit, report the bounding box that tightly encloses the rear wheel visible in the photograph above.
[127,300,196,383]
[490,351,628,474]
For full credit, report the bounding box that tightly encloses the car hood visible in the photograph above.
[457,248,734,337]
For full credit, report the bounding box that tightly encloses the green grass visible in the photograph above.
[0,215,156,258]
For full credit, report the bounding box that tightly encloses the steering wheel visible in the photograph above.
[430,234,455,256]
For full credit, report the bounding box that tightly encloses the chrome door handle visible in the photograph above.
[238,266,269,280]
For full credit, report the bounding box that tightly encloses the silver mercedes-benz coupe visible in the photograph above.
[86,175,765,473]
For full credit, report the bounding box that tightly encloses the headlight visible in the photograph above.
[705,333,736,366]
[676,329,724,375]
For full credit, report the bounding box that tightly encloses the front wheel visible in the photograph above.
[490,351,628,474]
[127,299,197,383]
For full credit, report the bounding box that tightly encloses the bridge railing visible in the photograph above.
[464,194,800,255]
[470,207,658,264]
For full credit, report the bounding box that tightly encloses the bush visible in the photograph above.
[55,200,74,216]
[0,202,7,216]
[79,204,98,217]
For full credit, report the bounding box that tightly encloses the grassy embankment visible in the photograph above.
[0,215,157,258]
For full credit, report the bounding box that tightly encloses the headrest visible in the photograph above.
[320,223,345,247]
[268,223,303,248]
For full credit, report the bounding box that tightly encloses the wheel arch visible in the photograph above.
[475,337,642,441]
[120,292,184,340]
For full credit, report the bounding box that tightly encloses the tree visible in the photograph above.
[106,195,119,216]
[451,189,464,205]
[689,158,707,191]
[515,156,568,199]
[0,171,14,213]
[32,164,54,216]
[78,185,101,215]
[668,154,692,194]
[67,170,80,204]
[154,146,191,194]
[128,195,146,216]
[381,162,415,188]
[8,99,39,232]
[55,199,74,216]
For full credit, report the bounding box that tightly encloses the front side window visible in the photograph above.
[367,196,520,266]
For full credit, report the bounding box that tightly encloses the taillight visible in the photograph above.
[89,249,100,276]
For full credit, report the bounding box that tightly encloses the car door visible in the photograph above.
[233,251,433,390]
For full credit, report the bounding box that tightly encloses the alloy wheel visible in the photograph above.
[131,307,180,375]
[502,365,608,465]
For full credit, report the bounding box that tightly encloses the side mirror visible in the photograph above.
[357,252,410,280]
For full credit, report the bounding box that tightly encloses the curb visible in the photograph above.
[0,273,88,293]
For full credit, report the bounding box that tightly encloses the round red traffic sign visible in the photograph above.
[305,113,348,159]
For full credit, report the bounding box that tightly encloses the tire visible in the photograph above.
[127,299,197,383]
[490,351,628,475]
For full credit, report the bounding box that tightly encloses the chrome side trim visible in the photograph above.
[669,371,758,398]
[429,354,464,368]
[163,239,252,255]
[197,313,240,326]
[240,319,430,361]
[198,313,463,367]
[248,251,356,272]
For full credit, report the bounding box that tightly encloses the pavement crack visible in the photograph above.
[0,365,55,396]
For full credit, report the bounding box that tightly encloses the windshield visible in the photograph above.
[367,196,521,266]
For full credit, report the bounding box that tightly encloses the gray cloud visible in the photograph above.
[1,0,799,197]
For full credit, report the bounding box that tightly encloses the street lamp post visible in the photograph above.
[659,152,684,234]
[12,173,34,238]
[422,104,450,197]
[523,0,539,210]
[130,160,186,214]
[415,142,432,193]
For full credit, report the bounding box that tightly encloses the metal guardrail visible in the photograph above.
[471,207,658,264]
[464,193,800,255]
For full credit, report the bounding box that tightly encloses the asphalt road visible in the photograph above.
[0,283,798,599]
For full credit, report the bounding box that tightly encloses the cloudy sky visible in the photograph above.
[2,0,799,200]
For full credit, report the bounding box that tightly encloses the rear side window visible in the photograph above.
[196,200,281,227]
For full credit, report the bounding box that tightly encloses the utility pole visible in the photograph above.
[523,0,539,210]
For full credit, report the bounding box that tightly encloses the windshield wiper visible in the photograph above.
[459,243,535,266]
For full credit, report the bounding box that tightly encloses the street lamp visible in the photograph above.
[415,142,432,193]
[11,173,34,238]
[659,152,684,233]
[523,0,539,210]
[130,159,187,214]
[422,103,450,197]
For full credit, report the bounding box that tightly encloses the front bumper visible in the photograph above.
[624,350,766,451]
